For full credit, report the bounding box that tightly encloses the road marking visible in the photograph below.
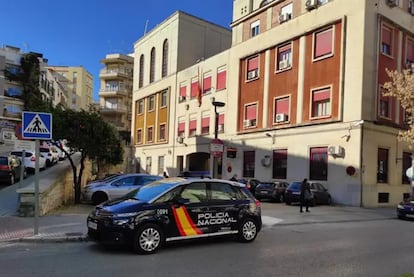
[262,216,284,226]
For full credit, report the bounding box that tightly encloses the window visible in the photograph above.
[202,74,212,95]
[310,147,328,181]
[406,38,414,66]
[276,43,292,71]
[148,95,155,111]
[189,119,197,137]
[160,91,167,107]
[244,104,257,128]
[378,192,389,203]
[162,39,168,78]
[179,84,187,102]
[216,68,227,90]
[311,88,331,118]
[147,127,153,142]
[377,148,389,183]
[139,55,144,88]
[210,183,238,201]
[146,157,152,174]
[313,27,333,60]
[379,98,390,118]
[279,3,292,23]
[150,47,155,83]
[274,97,290,123]
[402,152,412,184]
[181,183,207,203]
[218,113,225,132]
[190,78,200,98]
[158,156,164,175]
[137,100,144,114]
[273,149,287,179]
[178,121,185,137]
[201,115,210,135]
[243,151,255,178]
[137,129,142,144]
[159,124,166,141]
[381,25,393,56]
[250,20,260,37]
[246,56,259,80]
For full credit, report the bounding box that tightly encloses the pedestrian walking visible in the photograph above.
[230,174,238,181]
[300,178,312,213]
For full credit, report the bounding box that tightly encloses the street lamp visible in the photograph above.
[212,101,225,178]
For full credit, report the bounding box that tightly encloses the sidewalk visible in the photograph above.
[0,202,397,243]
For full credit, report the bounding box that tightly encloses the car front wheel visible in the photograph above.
[132,223,164,254]
[238,218,258,243]
[91,192,108,205]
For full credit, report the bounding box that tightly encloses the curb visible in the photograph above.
[15,233,89,243]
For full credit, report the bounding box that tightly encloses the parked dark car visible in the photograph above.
[0,155,26,185]
[255,181,289,202]
[237,179,261,195]
[397,198,414,220]
[285,181,332,206]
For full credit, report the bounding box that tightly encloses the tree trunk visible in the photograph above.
[74,152,87,204]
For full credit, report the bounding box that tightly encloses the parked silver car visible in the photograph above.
[82,173,163,205]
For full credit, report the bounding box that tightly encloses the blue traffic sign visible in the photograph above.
[22,112,52,140]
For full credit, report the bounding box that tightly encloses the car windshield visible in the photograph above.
[124,178,184,202]
[257,183,274,189]
[288,182,301,190]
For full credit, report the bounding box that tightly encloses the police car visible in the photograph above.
[87,177,262,254]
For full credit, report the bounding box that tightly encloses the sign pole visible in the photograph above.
[34,139,39,235]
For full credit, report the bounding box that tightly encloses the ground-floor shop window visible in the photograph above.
[243,151,255,178]
[273,149,287,179]
[309,147,328,181]
[377,148,388,183]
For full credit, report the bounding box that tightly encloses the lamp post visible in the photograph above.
[212,101,225,178]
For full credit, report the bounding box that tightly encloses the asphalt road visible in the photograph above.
[1,218,413,277]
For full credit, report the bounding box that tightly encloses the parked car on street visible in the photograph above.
[82,173,163,205]
[87,177,262,254]
[40,146,57,166]
[285,181,332,206]
[10,150,46,173]
[397,198,414,220]
[0,154,26,185]
[254,181,289,202]
[237,179,261,195]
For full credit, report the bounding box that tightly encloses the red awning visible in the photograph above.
[313,89,330,102]
[247,56,259,71]
[201,117,210,127]
[246,105,257,120]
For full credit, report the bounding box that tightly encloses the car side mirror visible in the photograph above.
[176,197,190,205]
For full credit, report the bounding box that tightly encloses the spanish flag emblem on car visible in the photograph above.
[172,206,202,236]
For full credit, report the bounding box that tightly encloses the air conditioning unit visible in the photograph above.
[244,119,253,127]
[247,70,258,80]
[386,0,398,7]
[279,60,290,70]
[328,145,344,157]
[176,136,184,144]
[179,95,186,102]
[275,113,287,123]
[306,0,319,10]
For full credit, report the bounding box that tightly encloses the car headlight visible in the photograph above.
[113,212,139,217]
[112,212,139,225]
[397,204,404,209]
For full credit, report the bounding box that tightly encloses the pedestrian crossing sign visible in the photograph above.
[22,112,52,140]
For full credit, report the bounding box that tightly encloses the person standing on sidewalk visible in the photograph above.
[300,178,311,213]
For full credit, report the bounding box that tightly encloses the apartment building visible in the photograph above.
[46,66,94,111]
[98,53,134,132]
[131,11,232,175]
[131,0,414,207]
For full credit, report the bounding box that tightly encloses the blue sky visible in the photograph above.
[0,0,233,101]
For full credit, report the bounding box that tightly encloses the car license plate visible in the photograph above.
[292,192,300,195]
[406,214,414,218]
[261,191,268,194]
[88,221,97,230]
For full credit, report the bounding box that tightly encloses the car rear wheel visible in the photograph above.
[285,199,291,205]
[327,196,332,205]
[91,192,108,205]
[132,223,164,254]
[238,218,258,243]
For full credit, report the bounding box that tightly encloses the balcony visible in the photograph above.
[99,69,130,79]
[99,104,128,114]
[98,87,130,98]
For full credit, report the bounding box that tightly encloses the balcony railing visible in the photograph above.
[98,87,129,97]
[99,104,128,113]
[99,69,131,79]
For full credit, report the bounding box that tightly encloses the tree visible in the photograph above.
[383,67,414,143]
[51,107,124,203]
